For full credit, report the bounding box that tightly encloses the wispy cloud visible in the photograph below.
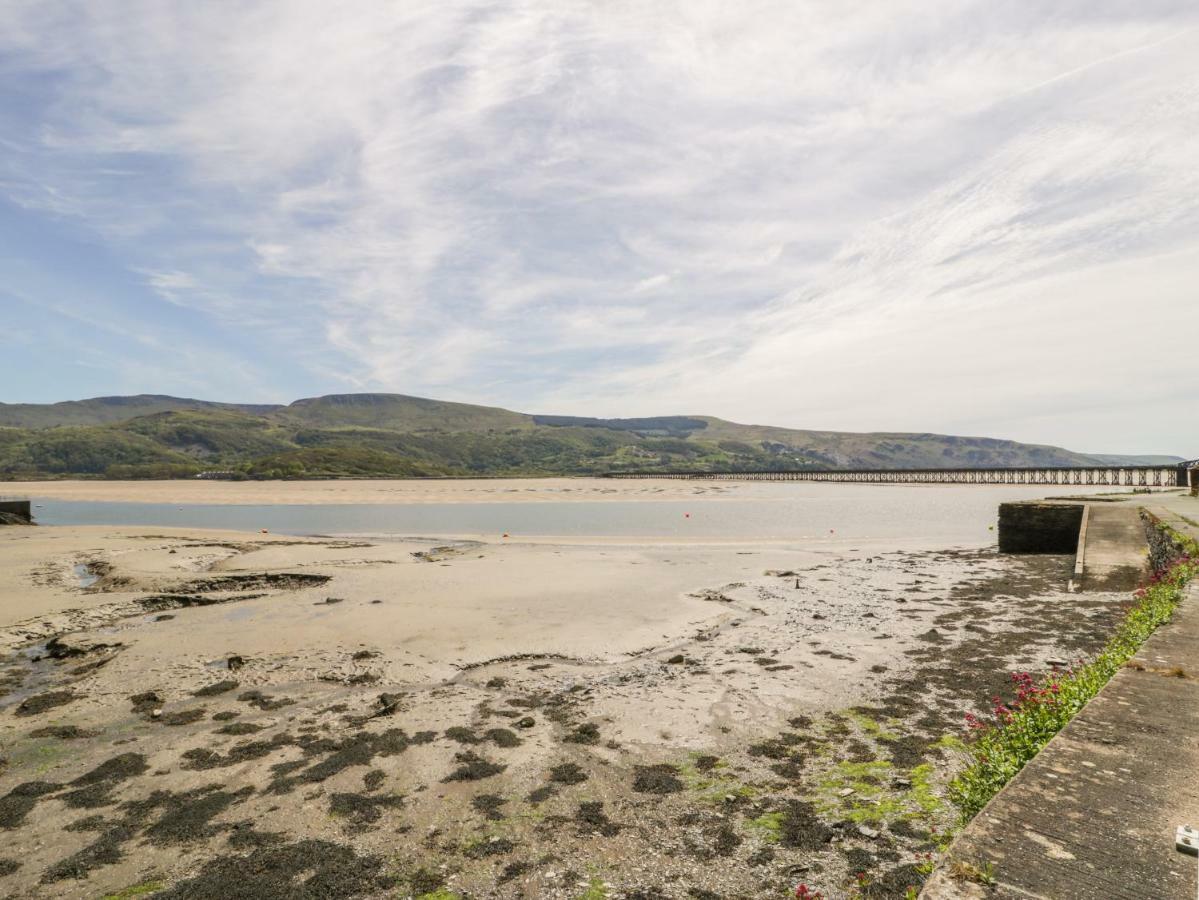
[0,1,1196,450]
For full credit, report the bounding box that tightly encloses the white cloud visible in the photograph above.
[0,1,1197,450]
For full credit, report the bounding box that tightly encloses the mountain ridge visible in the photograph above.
[0,393,1183,479]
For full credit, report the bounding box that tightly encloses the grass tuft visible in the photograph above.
[102,884,165,900]
[574,876,608,899]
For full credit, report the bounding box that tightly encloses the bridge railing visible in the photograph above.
[602,466,1183,487]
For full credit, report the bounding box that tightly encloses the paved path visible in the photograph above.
[1077,504,1150,590]
[923,505,1199,900]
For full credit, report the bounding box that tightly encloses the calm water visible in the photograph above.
[30,483,1118,543]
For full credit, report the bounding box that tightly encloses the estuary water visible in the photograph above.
[29,482,1116,543]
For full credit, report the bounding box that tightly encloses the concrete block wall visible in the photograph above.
[0,499,32,523]
[997,502,1084,554]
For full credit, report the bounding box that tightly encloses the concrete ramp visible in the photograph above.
[1077,505,1149,591]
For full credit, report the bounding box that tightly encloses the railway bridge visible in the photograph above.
[605,464,1194,487]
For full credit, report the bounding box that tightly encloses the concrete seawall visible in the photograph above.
[998,500,1149,591]
[923,507,1198,899]
[0,499,31,524]
[997,502,1084,554]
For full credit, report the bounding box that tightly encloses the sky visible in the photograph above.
[1,1,1197,455]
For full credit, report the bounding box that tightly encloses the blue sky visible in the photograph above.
[1,1,1197,454]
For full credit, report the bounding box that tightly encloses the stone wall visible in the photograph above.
[1141,511,1191,574]
[997,502,1084,554]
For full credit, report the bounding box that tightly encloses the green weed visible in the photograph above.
[574,876,608,899]
[103,883,165,900]
[949,519,1198,821]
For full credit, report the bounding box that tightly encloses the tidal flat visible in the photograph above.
[0,481,1129,898]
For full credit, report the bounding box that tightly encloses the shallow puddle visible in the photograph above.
[74,563,99,589]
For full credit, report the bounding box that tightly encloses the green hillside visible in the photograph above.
[276,393,532,432]
[0,393,1181,479]
[691,418,1103,468]
[0,395,281,429]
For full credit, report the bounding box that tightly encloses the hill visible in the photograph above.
[0,395,281,429]
[0,393,1182,479]
[278,394,532,432]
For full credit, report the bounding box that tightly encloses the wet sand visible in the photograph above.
[0,516,1130,898]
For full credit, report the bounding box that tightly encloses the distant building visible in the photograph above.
[195,471,237,480]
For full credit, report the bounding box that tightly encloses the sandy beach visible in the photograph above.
[1,478,748,506]
[0,485,1132,898]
